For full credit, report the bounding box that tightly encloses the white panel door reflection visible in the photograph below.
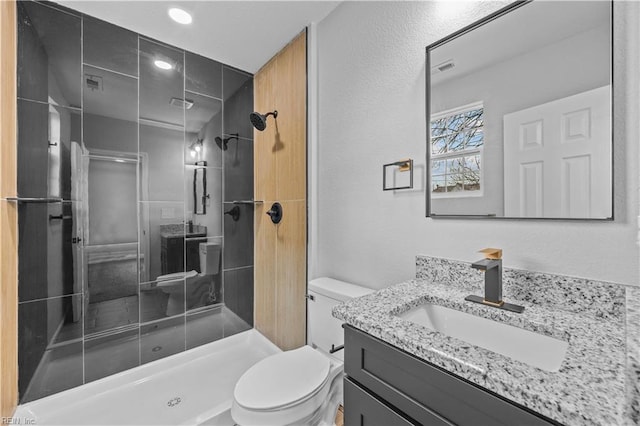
[503,86,611,218]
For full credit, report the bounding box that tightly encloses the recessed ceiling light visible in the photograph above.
[154,59,173,70]
[168,8,192,25]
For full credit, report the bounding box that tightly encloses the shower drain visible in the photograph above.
[167,397,182,407]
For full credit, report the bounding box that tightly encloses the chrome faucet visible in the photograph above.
[465,248,524,313]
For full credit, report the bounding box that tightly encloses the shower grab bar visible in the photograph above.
[6,197,65,203]
[230,200,264,205]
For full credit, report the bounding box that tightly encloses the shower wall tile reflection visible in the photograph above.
[223,67,254,139]
[18,295,83,402]
[16,4,253,403]
[224,204,254,269]
[224,139,254,202]
[185,91,223,168]
[83,15,138,77]
[84,328,140,383]
[140,125,185,202]
[141,316,186,364]
[185,236,223,312]
[224,267,254,326]
[186,53,222,99]
[17,1,81,108]
[186,166,223,236]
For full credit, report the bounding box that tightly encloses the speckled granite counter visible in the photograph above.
[333,256,634,426]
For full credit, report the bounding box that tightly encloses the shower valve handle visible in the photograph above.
[266,202,283,224]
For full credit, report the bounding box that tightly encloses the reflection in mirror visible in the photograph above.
[428,1,612,219]
[82,63,139,337]
[185,92,223,167]
[17,2,81,108]
[139,38,184,127]
[194,167,207,215]
[83,15,138,77]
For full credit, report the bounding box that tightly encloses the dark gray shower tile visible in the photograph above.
[186,166,222,236]
[139,201,185,283]
[85,295,139,336]
[185,237,223,312]
[18,1,81,107]
[224,267,254,327]
[83,15,138,76]
[223,203,254,269]
[185,91,222,168]
[83,64,138,153]
[18,202,78,302]
[140,279,184,322]
[17,100,48,199]
[141,316,186,364]
[18,295,83,402]
[84,328,140,383]
[17,100,81,200]
[185,52,222,99]
[224,139,254,202]
[223,67,253,139]
[140,124,185,202]
[139,38,184,127]
[186,307,224,349]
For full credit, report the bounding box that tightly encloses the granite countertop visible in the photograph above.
[333,262,629,426]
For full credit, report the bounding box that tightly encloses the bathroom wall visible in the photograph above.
[15,1,255,403]
[313,1,639,288]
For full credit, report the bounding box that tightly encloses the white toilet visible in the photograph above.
[156,242,221,316]
[231,277,374,426]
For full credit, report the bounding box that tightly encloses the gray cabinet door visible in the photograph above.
[344,378,422,426]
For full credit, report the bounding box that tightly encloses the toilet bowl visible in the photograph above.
[231,277,374,426]
[155,242,222,316]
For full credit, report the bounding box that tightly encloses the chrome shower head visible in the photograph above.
[250,110,277,131]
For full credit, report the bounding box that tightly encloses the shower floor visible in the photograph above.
[14,327,280,425]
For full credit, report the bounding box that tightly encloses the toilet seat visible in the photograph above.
[234,346,331,411]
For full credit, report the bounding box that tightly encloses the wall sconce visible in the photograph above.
[189,138,203,158]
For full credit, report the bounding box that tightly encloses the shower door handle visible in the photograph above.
[266,202,282,224]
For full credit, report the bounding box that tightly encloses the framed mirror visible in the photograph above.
[194,163,207,215]
[427,1,612,219]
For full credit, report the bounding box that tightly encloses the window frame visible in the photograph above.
[430,101,485,199]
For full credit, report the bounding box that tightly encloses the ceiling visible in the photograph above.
[431,1,610,86]
[56,0,341,73]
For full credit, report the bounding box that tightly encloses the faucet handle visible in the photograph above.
[479,248,502,260]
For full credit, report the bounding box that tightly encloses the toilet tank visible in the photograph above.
[199,242,221,275]
[307,277,374,361]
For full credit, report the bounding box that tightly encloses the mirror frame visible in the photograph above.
[194,161,207,215]
[425,0,614,221]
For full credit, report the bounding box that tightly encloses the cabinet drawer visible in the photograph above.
[344,325,554,426]
[344,378,421,426]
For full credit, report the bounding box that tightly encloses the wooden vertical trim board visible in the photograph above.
[1,0,16,198]
[254,30,307,350]
[0,0,18,418]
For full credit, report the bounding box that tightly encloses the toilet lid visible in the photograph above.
[234,346,331,411]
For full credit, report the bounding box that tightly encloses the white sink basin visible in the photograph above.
[397,303,569,372]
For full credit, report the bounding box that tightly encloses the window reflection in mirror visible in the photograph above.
[427,1,612,219]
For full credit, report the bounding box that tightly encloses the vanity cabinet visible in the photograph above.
[160,234,207,275]
[343,325,557,426]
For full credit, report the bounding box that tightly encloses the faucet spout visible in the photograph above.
[471,258,500,271]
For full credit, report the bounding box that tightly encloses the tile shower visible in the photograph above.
[16,1,255,402]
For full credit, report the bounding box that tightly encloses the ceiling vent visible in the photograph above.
[85,74,103,92]
[170,97,194,110]
[431,60,455,75]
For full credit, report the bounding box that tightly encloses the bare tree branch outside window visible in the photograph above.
[431,107,484,195]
